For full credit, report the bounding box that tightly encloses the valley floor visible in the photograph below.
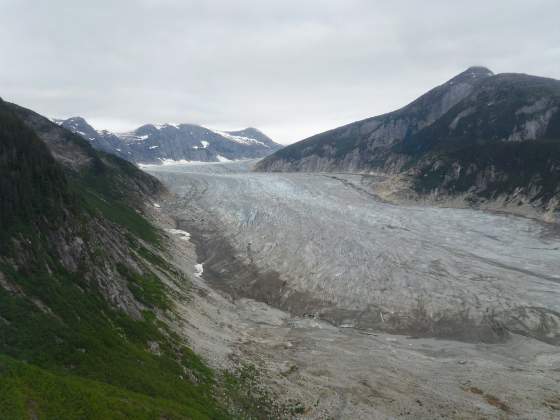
[146,160,560,419]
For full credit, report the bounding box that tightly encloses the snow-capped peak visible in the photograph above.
[154,122,181,129]
[208,128,267,146]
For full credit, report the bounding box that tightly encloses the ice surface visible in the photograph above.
[148,161,560,339]
[147,160,560,417]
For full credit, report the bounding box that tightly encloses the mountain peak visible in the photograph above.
[65,116,88,124]
[58,116,98,135]
[57,116,282,163]
[228,127,263,136]
[466,65,493,74]
[448,66,494,84]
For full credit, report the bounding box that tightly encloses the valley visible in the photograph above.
[145,160,560,418]
[3,2,560,418]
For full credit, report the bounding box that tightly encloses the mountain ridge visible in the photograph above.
[57,116,282,164]
[256,67,560,222]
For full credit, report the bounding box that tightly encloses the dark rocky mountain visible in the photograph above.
[256,67,560,222]
[57,116,282,164]
[55,116,131,161]
[0,98,243,417]
[256,66,495,172]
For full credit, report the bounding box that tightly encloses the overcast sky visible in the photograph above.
[1,0,559,144]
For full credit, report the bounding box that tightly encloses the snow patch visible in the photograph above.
[208,128,266,146]
[154,123,181,129]
[160,158,199,165]
[117,132,149,142]
[192,141,209,150]
[194,263,204,277]
[149,145,159,149]
[165,228,191,242]
[138,157,242,168]
[140,158,208,167]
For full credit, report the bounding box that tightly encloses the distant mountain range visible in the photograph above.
[256,66,560,222]
[55,116,282,164]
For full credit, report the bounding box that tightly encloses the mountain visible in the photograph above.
[55,116,132,161]
[57,117,282,164]
[256,67,560,222]
[0,98,249,417]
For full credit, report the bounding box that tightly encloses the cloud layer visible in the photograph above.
[1,0,559,143]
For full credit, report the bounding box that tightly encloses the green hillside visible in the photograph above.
[0,99,231,419]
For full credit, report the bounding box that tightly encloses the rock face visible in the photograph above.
[57,117,282,164]
[3,99,164,317]
[256,66,495,172]
[256,67,560,221]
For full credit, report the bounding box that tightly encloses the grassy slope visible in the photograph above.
[0,100,230,419]
[0,354,214,420]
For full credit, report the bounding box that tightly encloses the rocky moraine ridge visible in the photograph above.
[257,67,560,222]
[56,116,282,164]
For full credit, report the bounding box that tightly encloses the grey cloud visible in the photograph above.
[1,0,559,144]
